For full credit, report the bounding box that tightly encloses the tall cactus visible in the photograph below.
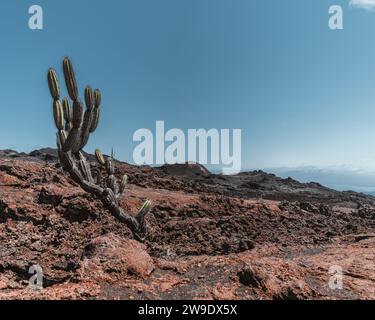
[47,57,151,242]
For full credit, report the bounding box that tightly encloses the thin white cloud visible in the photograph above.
[350,0,375,11]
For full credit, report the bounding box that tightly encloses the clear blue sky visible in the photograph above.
[1,0,375,170]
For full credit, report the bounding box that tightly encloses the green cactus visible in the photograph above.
[48,69,60,100]
[47,57,152,242]
[63,57,78,101]
[120,174,128,195]
[53,100,64,130]
[62,98,73,121]
[85,86,94,110]
[90,108,100,133]
[58,129,67,145]
[94,89,101,107]
[95,149,106,166]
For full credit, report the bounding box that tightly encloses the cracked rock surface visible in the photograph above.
[0,149,375,300]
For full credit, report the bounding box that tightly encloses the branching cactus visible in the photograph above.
[47,57,151,242]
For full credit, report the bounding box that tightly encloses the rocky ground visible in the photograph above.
[0,148,374,300]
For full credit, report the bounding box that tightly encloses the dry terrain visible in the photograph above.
[0,149,374,300]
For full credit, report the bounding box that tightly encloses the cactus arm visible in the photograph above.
[47,57,151,242]
[79,110,93,150]
[117,174,128,199]
[102,190,150,242]
[79,86,95,150]
[62,98,73,134]
[105,156,119,194]
[78,151,94,183]
[63,58,78,101]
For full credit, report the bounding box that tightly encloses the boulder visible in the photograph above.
[80,233,154,281]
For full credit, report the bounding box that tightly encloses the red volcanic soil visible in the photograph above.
[0,149,375,300]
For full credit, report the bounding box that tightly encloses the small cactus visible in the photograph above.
[120,174,128,194]
[47,57,152,242]
[95,149,106,166]
[139,200,152,217]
